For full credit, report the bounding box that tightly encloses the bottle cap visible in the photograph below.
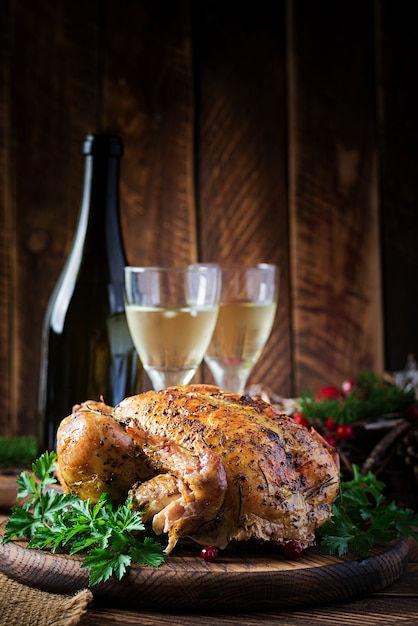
[83,134,123,156]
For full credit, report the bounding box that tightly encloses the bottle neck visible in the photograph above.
[78,150,126,312]
[50,144,127,334]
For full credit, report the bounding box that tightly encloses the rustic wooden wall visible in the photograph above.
[288,1,383,389]
[1,0,418,438]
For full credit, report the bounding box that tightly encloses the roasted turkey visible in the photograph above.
[56,384,340,554]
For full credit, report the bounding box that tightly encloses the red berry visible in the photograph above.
[405,405,418,422]
[341,379,355,397]
[323,434,338,447]
[283,540,304,560]
[314,386,340,401]
[292,413,310,428]
[336,424,354,440]
[324,417,338,431]
[200,546,219,562]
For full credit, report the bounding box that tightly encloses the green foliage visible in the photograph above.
[318,465,418,556]
[300,370,416,425]
[0,436,39,469]
[2,451,166,585]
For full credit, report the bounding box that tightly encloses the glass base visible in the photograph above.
[145,366,198,390]
[204,357,254,395]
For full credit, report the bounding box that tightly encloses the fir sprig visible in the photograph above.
[0,436,38,469]
[2,451,165,585]
[299,370,416,425]
[318,464,418,556]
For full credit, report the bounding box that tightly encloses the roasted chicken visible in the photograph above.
[57,385,340,554]
[56,399,154,504]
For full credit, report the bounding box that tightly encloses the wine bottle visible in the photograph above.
[38,133,140,451]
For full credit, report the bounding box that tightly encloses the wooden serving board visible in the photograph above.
[0,519,409,610]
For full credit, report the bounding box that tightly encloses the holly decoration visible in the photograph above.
[335,424,354,441]
[341,379,355,397]
[314,386,340,402]
[298,371,417,427]
[324,417,338,431]
[292,412,310,428]
[289,369,418,508]
[323,434,338,447]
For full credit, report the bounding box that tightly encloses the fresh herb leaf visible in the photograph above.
[318,464,418,556]
[82,548,132,586]
[2,451,166,585]
[131,536,168,567]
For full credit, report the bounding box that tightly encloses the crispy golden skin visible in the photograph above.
[56,386,340,554]
[56,400,153,505]
[114,385,340,553]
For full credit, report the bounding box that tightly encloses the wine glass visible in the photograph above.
[204,263,279,394]
[124,264,220,390]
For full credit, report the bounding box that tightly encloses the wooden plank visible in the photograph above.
[377,1,418,372]
[0,519,409,611]
[77,597,418,626]
[287,0,383,394]
[195,0,292,396]
[9,0,100,436]
[102,0,196,269]
[2,0,417,441]
[0,0,14,436]
[101,0,195,390]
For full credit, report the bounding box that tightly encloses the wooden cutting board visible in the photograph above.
[0,519,409,610]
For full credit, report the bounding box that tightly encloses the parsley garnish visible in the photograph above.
[2,451,166,585]
[318,464,418,556]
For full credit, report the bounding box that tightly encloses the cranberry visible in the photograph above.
[324,417,338,431]
[292,413,310,428]
[405,405,418,422]
[314,386,340,401]
[283,540,304,560]
[200,546,219,562]
[341,379,355,397]
[336,424,354,440]
[323,434,338,447]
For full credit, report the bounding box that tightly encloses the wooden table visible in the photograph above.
[77,544,418,625]
[1,475,417,626]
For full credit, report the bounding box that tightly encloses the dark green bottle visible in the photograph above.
[38,134,140,451]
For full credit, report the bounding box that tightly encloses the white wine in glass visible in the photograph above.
[124,265,220,390]
[205,264,279,394]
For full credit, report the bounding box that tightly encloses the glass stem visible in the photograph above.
[146,367,197,390]
[211,370,249,395]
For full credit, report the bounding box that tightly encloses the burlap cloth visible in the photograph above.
[0,571,93,626]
